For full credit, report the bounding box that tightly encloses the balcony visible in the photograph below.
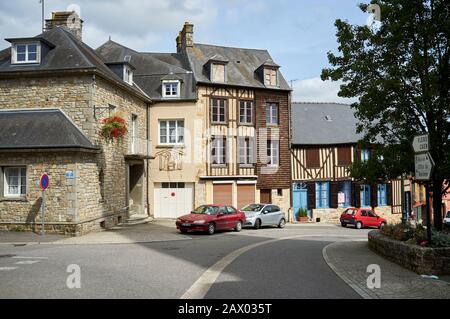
[126,137,153,159]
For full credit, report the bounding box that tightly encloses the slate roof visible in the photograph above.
[291,102,364,145]
[186,43,290,90]
[96,40,196,101]
[0,109,98,150]
[0,27,150,101]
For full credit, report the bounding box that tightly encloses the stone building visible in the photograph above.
[0,12,151,235]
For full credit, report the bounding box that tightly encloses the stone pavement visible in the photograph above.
[323,241,450,299]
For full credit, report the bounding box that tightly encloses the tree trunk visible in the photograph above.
[432,178,443,230]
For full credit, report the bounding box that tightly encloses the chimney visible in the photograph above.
[176,22,193,53]
[45,11,83,41]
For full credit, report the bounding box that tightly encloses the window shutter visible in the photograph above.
[355,146,361,162]
[330,182,339,208]
[370,184,378,208]
[307,182,316,210]
[387,182,393,206]
[352,182,360,208]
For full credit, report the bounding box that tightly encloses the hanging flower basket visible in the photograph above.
[100,114,128,142]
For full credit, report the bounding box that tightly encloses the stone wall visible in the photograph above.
[311,206,403,224]
[368,230,450,275]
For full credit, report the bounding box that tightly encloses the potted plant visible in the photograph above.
[100,114,128,142]
[297,208,309,223]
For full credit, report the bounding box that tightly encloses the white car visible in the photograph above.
[241,203,286,229]
[444,211,450,228]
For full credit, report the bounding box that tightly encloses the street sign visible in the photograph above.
[413,134,429,153]
[39,173,50,190]
[414,152,434,181]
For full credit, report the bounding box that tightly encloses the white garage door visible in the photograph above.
[154,182,194,218]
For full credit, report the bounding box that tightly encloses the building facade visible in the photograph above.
[290,102,403,224]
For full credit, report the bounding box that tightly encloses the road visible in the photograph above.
[0,224,370,299]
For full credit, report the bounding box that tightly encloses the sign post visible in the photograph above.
[413,134,433,245]
[39,173,50,236]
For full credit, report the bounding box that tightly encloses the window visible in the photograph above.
[159,120,184,145]
[162,182,185,188]
[211,98,226,123]
[3,167,26,197]
[267,140,279,166]
[239,100,253,124]
[315,182,330,209]
[123,66,133,85]
[264,68,277,86]
[337,146,351,166]
[306,148,320,168]
[338,181,352,208]
[211,136,226,165]
[377,184,388,206]
[361,148,371,162]
[360,184,371,207]
[238,137,255,166]
[211,63,226,82]
[162,81,180,98]
[226,206,237,214]
[266,103,278,125]
[12,43,40,64]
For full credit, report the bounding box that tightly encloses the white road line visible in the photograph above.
[181,234,365,299]
[0,267,18,271]
[14,260,40,265]
[12,256,48,260]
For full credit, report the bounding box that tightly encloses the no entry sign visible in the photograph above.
[39,173,50,190]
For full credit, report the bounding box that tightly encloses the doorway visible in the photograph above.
[128,163,144,215]
[293,183,308,219]
[260,189,272,204]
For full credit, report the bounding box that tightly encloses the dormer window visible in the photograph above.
[264,68,278,86]
[162,80,180,98]
[12,42,40,64]
[123,65,133,85]
[211,63,226,83]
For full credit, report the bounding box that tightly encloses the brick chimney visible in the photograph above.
[45,11,83,41]
[176,22,193,53]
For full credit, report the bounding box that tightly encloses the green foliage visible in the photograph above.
[297,208,308,218]
[430,230,450,248]
[381,223,450,247]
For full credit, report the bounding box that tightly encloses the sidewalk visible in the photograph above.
[323,241,450,299]
[0,220,191,245]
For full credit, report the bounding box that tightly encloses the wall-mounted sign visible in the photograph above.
[65,171,75,179]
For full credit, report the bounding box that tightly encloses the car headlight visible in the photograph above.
[193,220,206,224]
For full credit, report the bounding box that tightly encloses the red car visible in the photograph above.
[340,207,387,230]
[176,205,246,235]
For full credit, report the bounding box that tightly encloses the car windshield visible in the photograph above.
[192,205,219,215]
[241,204,265,212]
[344,209,357,215]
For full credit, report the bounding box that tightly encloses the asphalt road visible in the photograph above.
[0,225,370,299]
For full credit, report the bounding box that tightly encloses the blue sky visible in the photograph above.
[0,0,368,102]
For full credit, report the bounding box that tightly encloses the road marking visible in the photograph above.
[0,267,18,271]
[12,256,48,260]
[181,234,365,299]
[14,260,40,265]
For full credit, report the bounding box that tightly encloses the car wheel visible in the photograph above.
[254,219,261,230]
[380,222,386,230]
[356,221,363,230]
[278,218,286,228]
[235,221,242,232]
[207,223,215,235]
[341,223,347,228]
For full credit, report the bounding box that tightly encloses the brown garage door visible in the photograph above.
[237,184,255,210]
[260,189,272,204]
[213,183,233,205]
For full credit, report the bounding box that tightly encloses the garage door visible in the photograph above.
[154,182,193,218]
[237,184,255,210]
[213,183,233,206]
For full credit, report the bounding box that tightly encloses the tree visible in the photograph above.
[321,0,450,230]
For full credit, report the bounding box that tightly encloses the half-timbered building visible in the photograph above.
[290,102,403,224]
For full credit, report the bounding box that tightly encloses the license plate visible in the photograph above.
[182,223,191,227]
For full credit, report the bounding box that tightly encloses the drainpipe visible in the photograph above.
[146,103,150,217]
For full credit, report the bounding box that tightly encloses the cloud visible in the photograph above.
[292,77,359,104]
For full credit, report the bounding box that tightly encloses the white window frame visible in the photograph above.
[211,136,227,165]
[267,140,279,166]
[123,65,133,85]
[266,103,278,125]
[11,42,41,64]
[158,120,184,146]
[162,80,180,98]
[211,98,227,124]
[211,63,226,83]
[264,67,278,86]
[239,100,253,125]
[361,148,371,162]
[238,137,255,167]
[3,167,27,198]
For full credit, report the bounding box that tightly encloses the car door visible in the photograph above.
[270,205,283,225]
[367,210,379,227]
[263,205,277,225]
[226,206,239,229]
[359,209,370,226]
[215,206,229,230]
[259,205,271,226]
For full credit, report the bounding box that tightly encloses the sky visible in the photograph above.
[0,0,370,103]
